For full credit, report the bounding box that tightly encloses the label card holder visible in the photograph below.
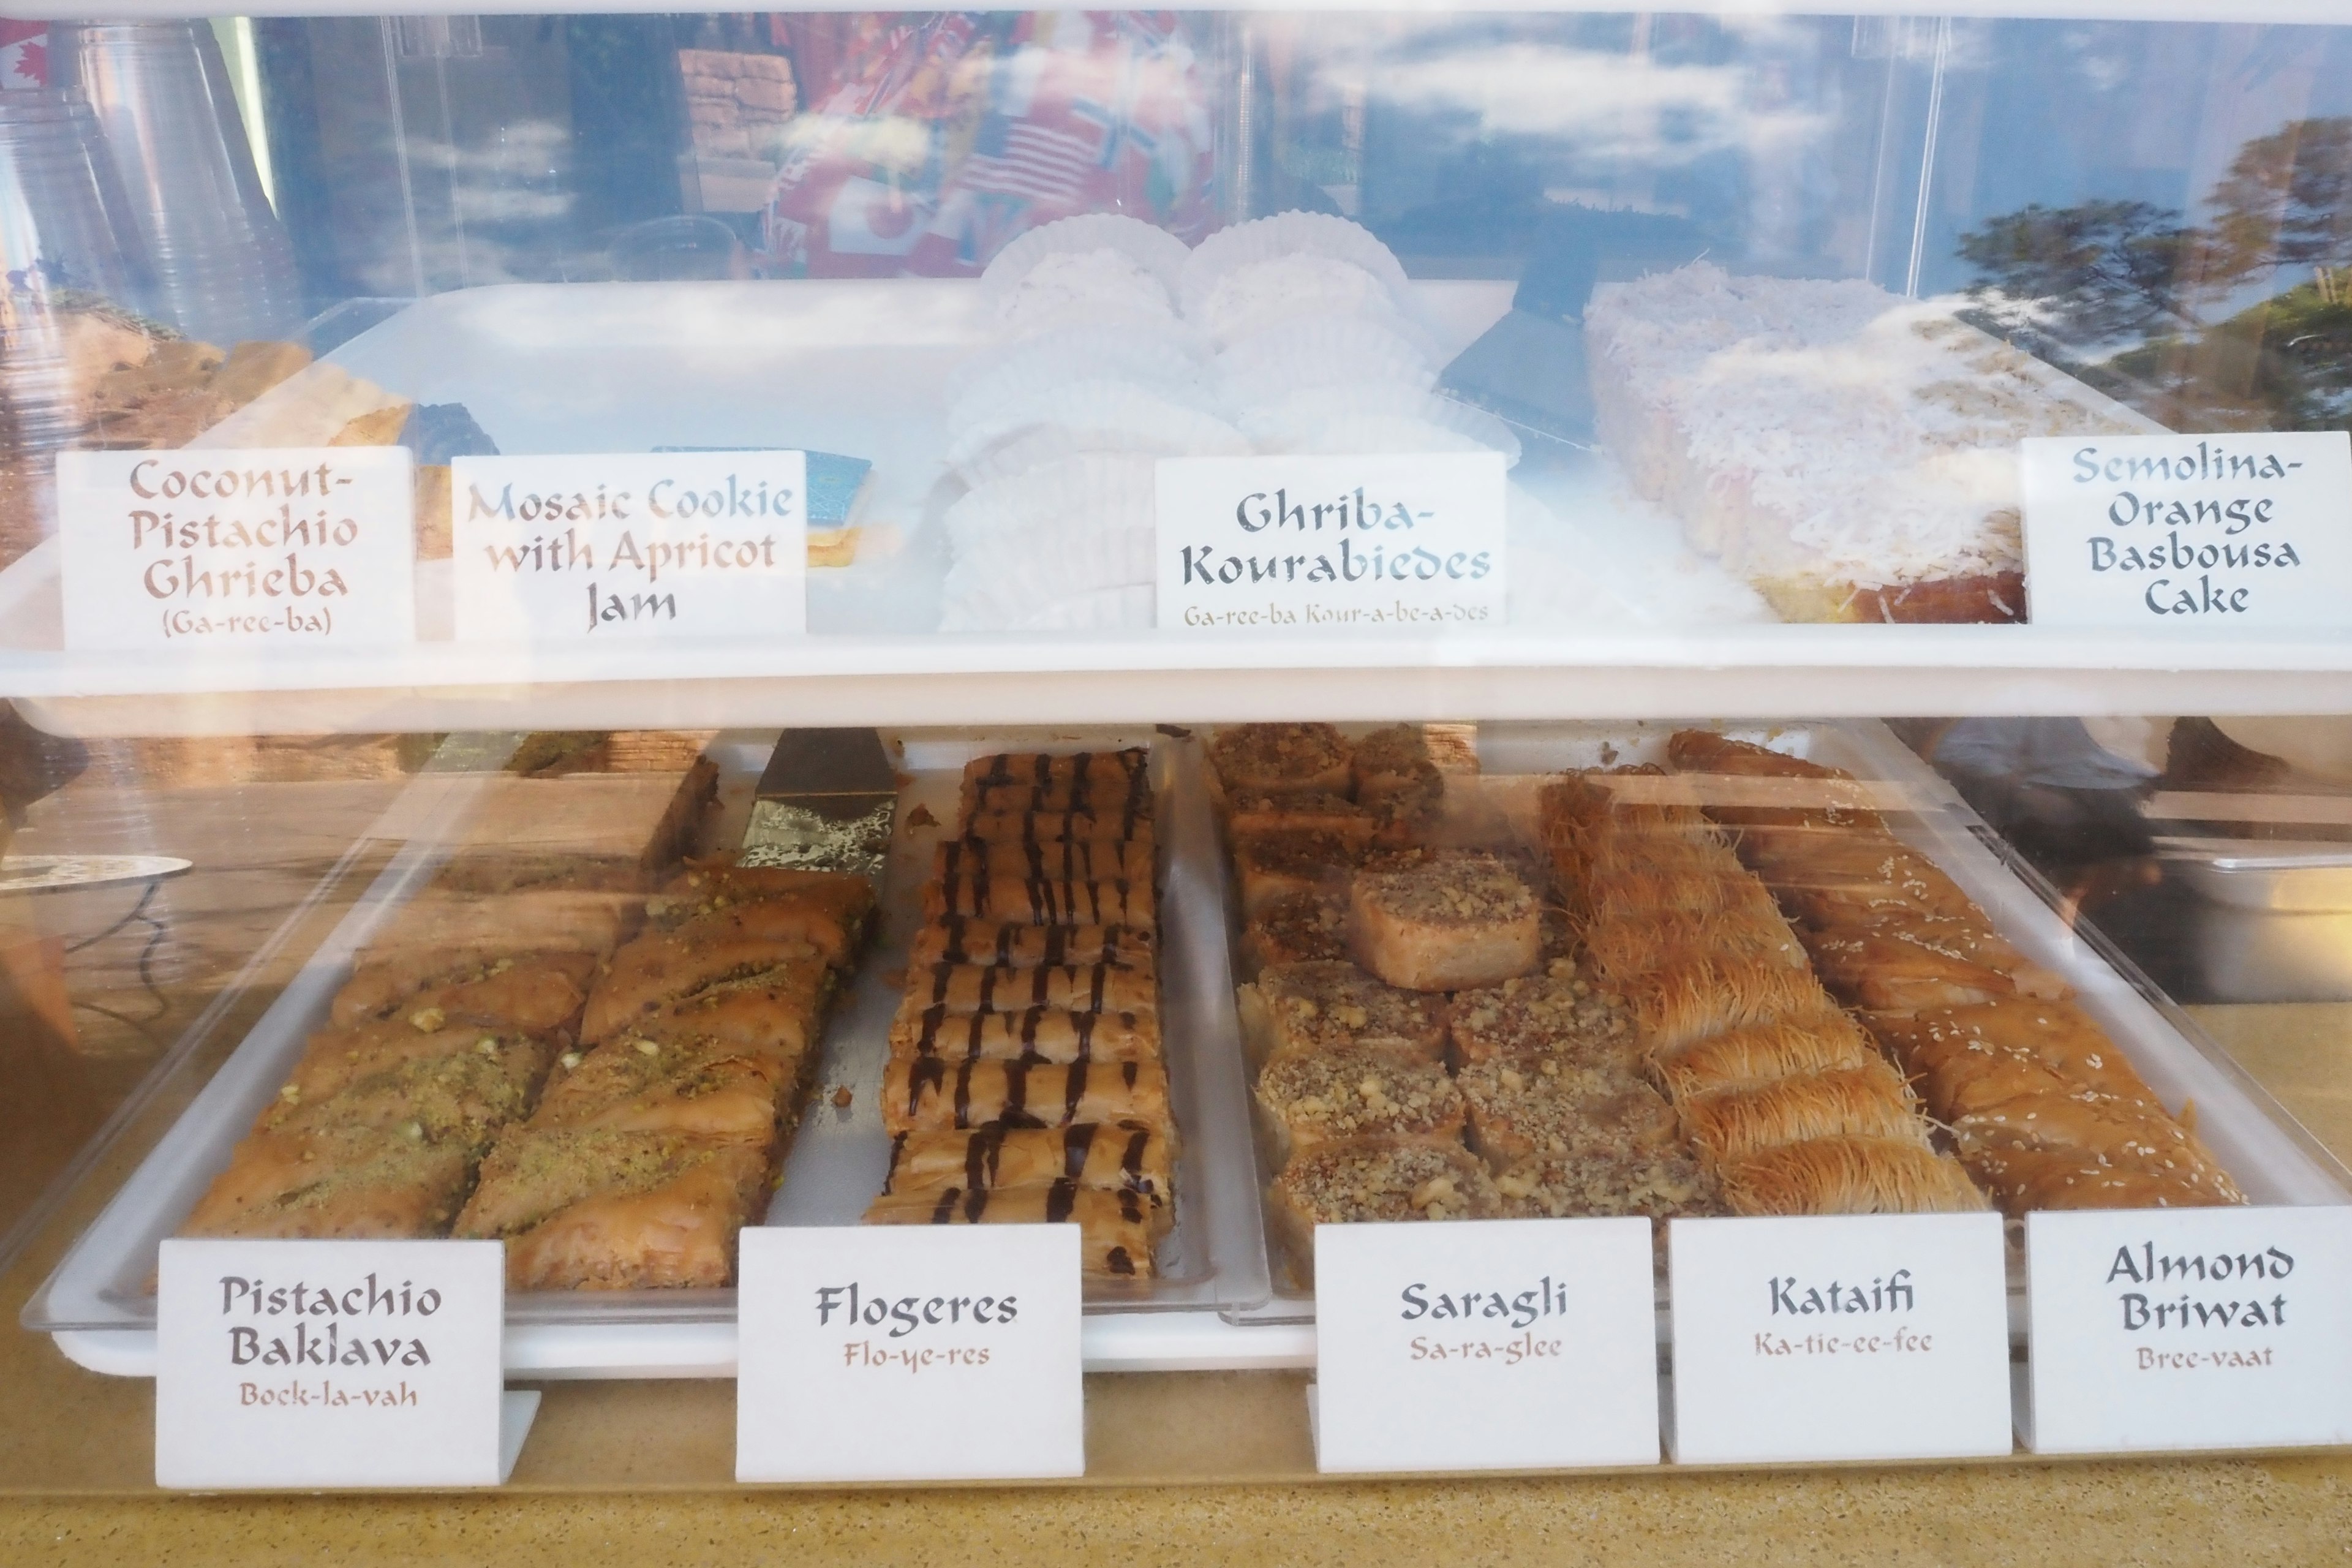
[1154,452,1507,635]
[1311,1218,1660,1473]
[452,451,807,643]
[56,447,417,653]
[2022,1205,2352,1454]
[1667,1213,2011,1465]
[735,1225,1085,1483]
[155,1238,521,1490]
[2019,431,2352,628]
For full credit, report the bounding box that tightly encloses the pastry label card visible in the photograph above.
[1668,1214,2011,1464]
[453,451,805,642]
[2022,1206,2352,1453]
[154,1238,524,1489]
[56,447,416,652]
[2020,432,2352,628]
[1311,1218,1659,1473]
[1155,453,1507,634]
[735,1225,1084,1483]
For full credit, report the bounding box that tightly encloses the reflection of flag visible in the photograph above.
[0,22,47,89]
[825,176,934,256]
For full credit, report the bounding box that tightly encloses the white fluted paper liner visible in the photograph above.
[949,371,1227,449]
[992,249,1178,339]
[1180,211,1412,321]
[941,583,1154,633]
[941,523,1156,621]
[950,384,1248,484]
[1239,384,1522,466]
[1281,408,1523,469]
[943,454,1159,554]
[982,213,1192,305]
[1215,314,1434,406]
[1188,258,1439,356]
[941,319,1211,409]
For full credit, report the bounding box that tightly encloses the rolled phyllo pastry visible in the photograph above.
[962,807,1155,846]
[881,1055,1172,1134]
[905,960,1157,1017]
[1651,1011,1878,1099]
[888,1002,1161,1063]
[883,1121,1174,1201]
[922,874,1155,929]
[909,918,1155,971]
[181,1127,475,1242]
[933,837,1155,885]
[1673,1061,1928,1164]
[1620,953,1835,1053]
[864,1181,1165,1279]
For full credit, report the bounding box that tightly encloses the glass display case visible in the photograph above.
[2,0,2351,1507]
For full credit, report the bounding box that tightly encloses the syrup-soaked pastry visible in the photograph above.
[864,1182,1165,1279]
[1348,855,1541,992]
[362,892,636,967]
[583,926,831,1042]
[1664,730,1885,831]
[454,1126,772,1289]
[1224,791,1381,848]
[641,890,864,970]
[622,957,834,1067]
[959,748,1150,802]
[1267,1140,1501,1281]
[965,761,1155,821]
[1208,723,1354,801]
[933,837,1155,885]
[882,1055,1172,1134]
[259,1033,555,1147]
[1620,952,1834,1053]
[1348,724,1446,829]
[331,950,600,1030]
[883,1121,1174,1200]
[1494,1149,1723,1222]
[1716,1136,1986,1216]
[1580,904,1809,989]
[1805,927,2068,1012]
[1231,829,1363,917]
[1446,972,1639,1073]
[1650,1011,1879,1100]
[1949,1091,2240,1196]
[1839,907,2060,988]
[1581,832,1752,896]
[181,1126,475,1241]
[1254,1045,1465,1169]
[907,960,1157,1017]
[888,1002,1160,1064]
[962,807,1155,847]
[1759,839,1979,925]
[429,851,648,898]
[1239,891,1350,973]
[288,1019,557,1105]
[1866,1000,2156,1105]
[1234,959,1449,1069]
[645,863,877,938]
[1958,1144,2238,1213]
[1673,1061,1928,1164]
[529,1033,793,1143]
[1583,870,1784,929]
[1457,1060,1679,1169]
[908,918,1155,971]
[922,874,1155,929]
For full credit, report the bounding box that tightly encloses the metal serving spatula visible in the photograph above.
[737,727,897,883]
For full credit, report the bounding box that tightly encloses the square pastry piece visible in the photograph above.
[1209,723,1354,801]
[1235,959,1449,1069]
[1254,1044,1465,1169]
[1267,1141,1501,1283]
[1348,854,1541,991]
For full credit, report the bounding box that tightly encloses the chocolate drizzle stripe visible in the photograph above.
[1063,1123,1098,1180]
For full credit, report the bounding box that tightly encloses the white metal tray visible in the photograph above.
[26,729,1309,1378]
[1226,719,2352,1332]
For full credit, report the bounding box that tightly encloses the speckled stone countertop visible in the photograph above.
[3,989,2350,1563]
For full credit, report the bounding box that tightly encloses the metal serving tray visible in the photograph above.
[26,729,1292,1378]
[1224,720,2352,1330]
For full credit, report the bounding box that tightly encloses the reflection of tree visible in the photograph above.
[1956,116,2352,432]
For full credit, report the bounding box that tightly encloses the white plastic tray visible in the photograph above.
[1228,719,2352,1331]
[27,728,1292,1376]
